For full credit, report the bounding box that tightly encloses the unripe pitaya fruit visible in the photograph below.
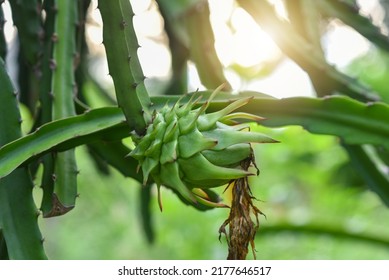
[129,90,276,208]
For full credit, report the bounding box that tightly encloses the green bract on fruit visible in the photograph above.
[129,89,276,208]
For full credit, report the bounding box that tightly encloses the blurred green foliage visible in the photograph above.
[348,49,389,103]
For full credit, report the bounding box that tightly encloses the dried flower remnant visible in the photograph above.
[219,156,265,260]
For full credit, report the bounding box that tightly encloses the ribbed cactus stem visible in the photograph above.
[8,0,43,67]
[182,1,232,90]
[38,0,56,217]
[48,0,79,216]
[0,3,6,60]
[99,0,152,135]
[0,59,47,259]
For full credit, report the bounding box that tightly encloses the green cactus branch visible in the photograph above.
[240,96,389,149]
[284,0,389,206]
[259,223,389,249]
[285,0,324,57]
[36,0,56,127]
[98,0,152,135]
[0,59,46,260]
[180,1,231,90]
[8,0,44,112]
[48,0,79,216]
[317,0,389,53]
[0,107,126,179]
[344,144,389,207]
[139,184,155,244]
[87,140,142,182]
[156,0,189,95]
[0,2,6,60]
[36,0,56,216]
[0,169,47,259]
[2,91,388,210]
[0,229,7,259]
[8,0,43,67]
[157,0,231,91]
[1,93,389,177]
[52,0,77,120]
[237,0,379,102]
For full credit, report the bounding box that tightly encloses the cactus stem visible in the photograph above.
[157,186,163,212]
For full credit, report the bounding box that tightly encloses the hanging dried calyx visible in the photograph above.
[219,155,265,260]
[129,87,276,258]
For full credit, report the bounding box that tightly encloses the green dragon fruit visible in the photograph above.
[129,90,276,208]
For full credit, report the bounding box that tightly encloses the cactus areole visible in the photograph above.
[129,90,276,207]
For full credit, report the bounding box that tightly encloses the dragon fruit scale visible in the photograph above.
[129,90,276,207]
